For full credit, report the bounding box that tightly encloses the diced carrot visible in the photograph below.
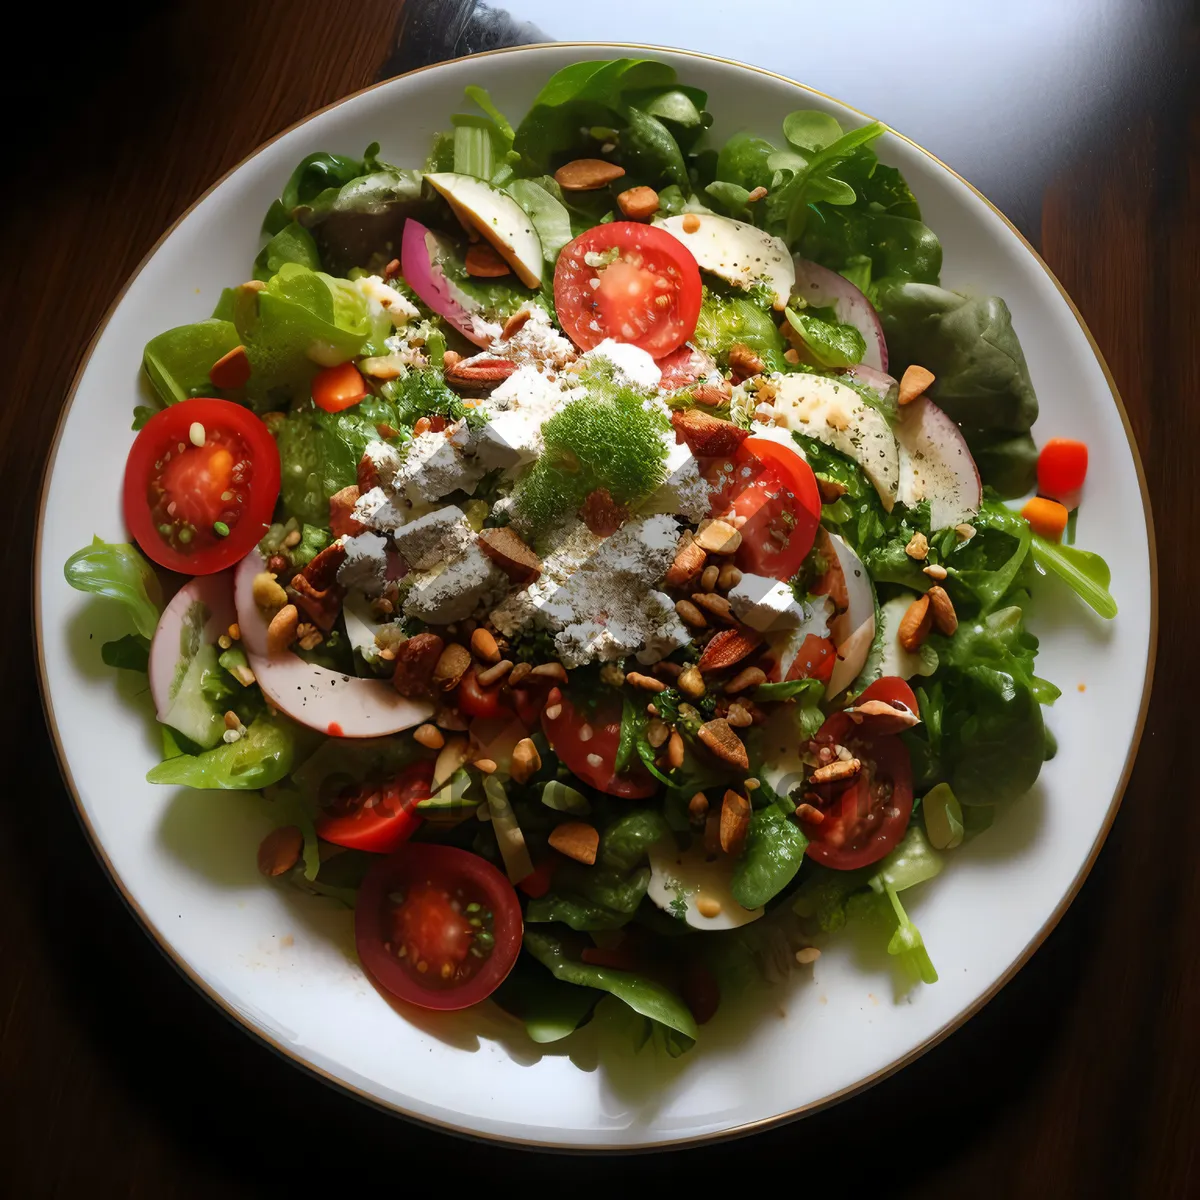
[1037,438,1088,508]
[312,361,367,412]
[209,345,251,389]
[1021,496,1069,542]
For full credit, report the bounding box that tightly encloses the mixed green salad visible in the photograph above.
[65,58,1117,1055]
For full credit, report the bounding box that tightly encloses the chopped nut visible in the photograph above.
[266,604,299,655]
[548,821,600,864]
[682,213,701,234]
[905,531,930,560]
[616,185,660,220]
[581,486,628,536]
[691,592,733,623]
[695,519,742,555]
[817,477,846,504]
[897,595,934,652]
[473,758,498,775]
[699,628,760,672]
[471,627,501,665]
[413,723,445,750]
[554,158,626,191]
[743,778,760,791]
[653,661,683,681]
[677,665,706,698]
[510,737,542,785]
[747,185,768,202]
[898,364,935,406]
[667,730,685,770]
[926,585,958,635]
[675,599,707,629]
[464,242,511,277]
[530,662,568,683]
[720,790,751,854]
[433,706,470,733]
[477,526,542,583]
[646,719,670,749]
[698,719,749,770]
[700,564,720,592]
[665,531,708,588]
[955,523,977,542]
[725,666,766,694]
[295,622,323,651]
[626,671,667,693]
[432,643,472,692]
[796,802,825,825]
[392,633,445,697]
[223,711,241,731]
[692,384,729,407]
[688,792,709,822]
[728,342,765,379]
[500,308,531,340]
[441,350,462,372]
[257,825,303,877]
[795,947,821,965]
[252,571,288,612]
[726,701,754,728]
[717,563,742,592]
[783,348,801,365]
[811,758,862,785]
[282,529,302,549]
[508,661,533,685]
[476,659,513,687]
[923,563,948,581]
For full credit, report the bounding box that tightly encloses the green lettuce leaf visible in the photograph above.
[146,714,304,790]
[64,537,162,639]
[142,319,241,407]
[1031,535,1118,619]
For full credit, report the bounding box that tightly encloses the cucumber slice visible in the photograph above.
[161,642,226,750]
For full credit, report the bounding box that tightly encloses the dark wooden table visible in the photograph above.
[3,1,1194,1194]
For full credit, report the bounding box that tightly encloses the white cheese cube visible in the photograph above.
[472,410,543,472]
[581,339,662,390]
[404,544,509,624]
[394,431,485,503]
[635,590,691,664]
[354,275,420,326]
[391,505,474,571]
[337,532,390,595]
[642,435,711,522]
[729,573,807,632]
[352,485,414,534]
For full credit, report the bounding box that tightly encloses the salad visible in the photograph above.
[64,58,1118,1055]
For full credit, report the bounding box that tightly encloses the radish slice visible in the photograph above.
[895,396,982,530]
[792,258,888,372]
[149,573,237,721]
[841,363,898,406]
[233,551,433,738]
[819,534,876,697]
[400,219,500,348]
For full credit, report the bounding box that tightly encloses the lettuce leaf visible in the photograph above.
[64,537,162,639]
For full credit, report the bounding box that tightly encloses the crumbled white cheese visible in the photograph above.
[472,410,544,472]
[581,339,662,391]
[641,434,711,522]
[404,544,509,624]
[362,440,404,485]
[393,430,485,503]
[487,363,565,416]
[729,573,807,632]
[337,532,389,595]
[493,305,576,370]
[634,590,691,664]
[352,485,416,534]
[354,275,420,326]
[391,505,475,571]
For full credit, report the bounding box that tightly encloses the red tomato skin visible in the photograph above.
[554,223,702,357]
[801,711,913,870]
[787,635,837,683]
[456,669,512,719]
[315,760,433,854]
[312,361,368,412]
[517,858,557,899]
[1037,437,1088,507]
[542,689,657,799]
[123,398,280,575]
[355,844,523,1011]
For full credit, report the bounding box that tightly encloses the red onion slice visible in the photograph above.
[400,219,498,348]
[792,257,888,372]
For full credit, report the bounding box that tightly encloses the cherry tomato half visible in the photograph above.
[853,676,920,735]
[355,843,522,1011]
[123,398,280,574]
[554,222,702,358]
[542,689,657,799]
[312,361,368,413]
[1036,437,1088,508]
[655,343,717,391]
[706,437,822,581]
[799,708,914,870]
[315,759,434,854]
[456,669,511,719]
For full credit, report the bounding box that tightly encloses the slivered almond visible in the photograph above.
[725,666,766,694]
[811,758,861,785]
[697,719,749,770]
[898,595,933,652]
[699,628,761,672]
[266,604,299,655]
[548,821,600,865]
[927,585,958,635]
[899,364,935,405]
[665,531,707,588]
[464,242,511,277]
[719,790,751,854]
[471,627,501,665]
[510,737,541,785]
[554,158,626,191]
[210,344,251,390]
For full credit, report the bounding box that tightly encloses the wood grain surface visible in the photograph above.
[2,2,1193,1194]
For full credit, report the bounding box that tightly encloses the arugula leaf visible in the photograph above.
[1031,536,1118,619]
[523,927,697,1048]
[64,537,162,639]
[731,807,808,909]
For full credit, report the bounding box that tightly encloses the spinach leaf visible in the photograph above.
[731,808,808,909]
[64,537,163,639]
[618,103,688,187]
[263,150,368,236]
[506,178,574,263]
[254,221,321,282]
[614,693,638,774]
[784,305,866,368]
[523,927,697,1047]
[599,809,672,873]
[101,633,150,672]
[146,714,304,791]
[876,282,1039,496]
[752,677,824,704]
[492,957,601,1043]
[1031,536,1118,619]
[526,890,642,931]
[795,435,893,557]
[714,131,775,193]
[943,496,1033,615]
[142,319,242,407]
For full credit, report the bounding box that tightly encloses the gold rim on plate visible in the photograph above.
[32,42,1159,1151]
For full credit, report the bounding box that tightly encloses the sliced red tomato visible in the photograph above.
[554,222,702,357]
[312,361,368,412]
[705,436,822,581]
[315,759,434,854]
[456,669,511,719]
[355,844,522,1011]
[789,634,837,682]
[799,710,913,870]
[542,688,657,799]
[656,342,717,390]
[123,398,280,574]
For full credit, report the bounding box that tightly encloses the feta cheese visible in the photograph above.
[472,410,543,472]
[354,274,420,326]
[487,363,565,416]
[493,306,576,370]
[391,505,475,571]
[587,515,679,586]
[393,430,485,503]
[642,434,711,522]
[362,440,404,486]
[337,532,389,595]
[404,544,509,624]
[352,485,416,534]
[729,573,807,632]
[582,338,662,391]
[635,590,691,664]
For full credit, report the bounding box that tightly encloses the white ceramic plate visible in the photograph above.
[35,44,1155,1149]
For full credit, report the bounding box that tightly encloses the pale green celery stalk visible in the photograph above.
[454,125,495,180]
